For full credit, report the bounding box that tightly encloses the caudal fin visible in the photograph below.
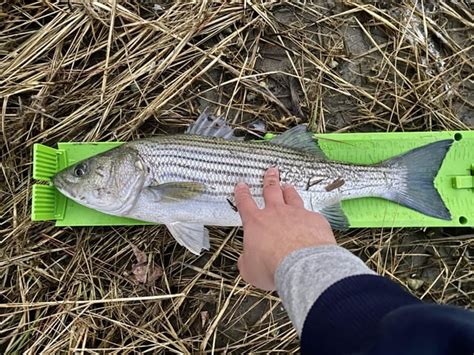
[383,140,453,220]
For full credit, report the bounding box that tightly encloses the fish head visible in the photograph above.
[52,146,147,215]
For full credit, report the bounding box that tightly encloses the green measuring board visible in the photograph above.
[32,131,473,228]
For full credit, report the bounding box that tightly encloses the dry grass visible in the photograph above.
[1,0,473,353]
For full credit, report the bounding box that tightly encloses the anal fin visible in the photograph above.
[166,222,210,255]
[320,203,349,230]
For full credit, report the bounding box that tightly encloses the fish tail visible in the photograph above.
[382,139,453,220]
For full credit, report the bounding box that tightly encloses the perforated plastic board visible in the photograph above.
[32,131,474,227]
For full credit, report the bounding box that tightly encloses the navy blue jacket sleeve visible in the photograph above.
[301,274,474,355]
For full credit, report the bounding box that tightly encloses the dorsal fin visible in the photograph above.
[186,108,242,140]
[270,125,327,158]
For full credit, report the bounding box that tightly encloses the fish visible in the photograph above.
[52,111,453,255]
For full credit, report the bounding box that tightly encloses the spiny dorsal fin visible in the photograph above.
[186,108,242,140]
[146,182,206,202]
[270,125,327,158]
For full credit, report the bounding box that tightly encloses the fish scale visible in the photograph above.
[130,135,386,201]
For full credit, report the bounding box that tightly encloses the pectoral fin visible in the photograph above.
[320,202,349,230]
[147,182,206,202]
[166,222,210,255]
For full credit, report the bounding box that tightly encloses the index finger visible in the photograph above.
[234,182,258,223]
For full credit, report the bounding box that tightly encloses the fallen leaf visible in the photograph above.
[324,177,345,192]
[130,244,163,285]
[131,244,147,264]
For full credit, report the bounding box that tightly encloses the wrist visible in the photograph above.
[270,240,337,276]
[274,245,376,335]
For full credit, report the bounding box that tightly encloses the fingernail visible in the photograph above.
[267,167,278,176]
[236,182,247,189]
[282,183,291,189]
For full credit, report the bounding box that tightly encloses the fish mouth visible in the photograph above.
[51,174,62,191]
[52,174,77,199]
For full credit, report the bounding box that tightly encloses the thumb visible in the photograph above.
[234,182,258,223]
[238,254,249,281]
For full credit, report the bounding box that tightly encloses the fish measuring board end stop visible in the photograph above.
[32,131,474,228]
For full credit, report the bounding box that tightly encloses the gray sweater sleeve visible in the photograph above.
[274,245,376,335]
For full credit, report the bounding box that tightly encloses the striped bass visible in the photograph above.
[53,111,453,254]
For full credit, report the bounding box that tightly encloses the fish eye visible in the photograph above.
[73,163,87,177]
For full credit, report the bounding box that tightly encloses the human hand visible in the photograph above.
[234,167,336,291]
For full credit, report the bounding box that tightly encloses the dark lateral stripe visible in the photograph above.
[138,136,312,160]
[143,146,310,169]
[158,170,262,188]
[143,134,296,152]
[157,156,273,172]
[174,135,308,158]
[150,148,275,165]
[197,192,264,199]
[157,161,264,180]
[144,144,303,161]
[154,152,274,170]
